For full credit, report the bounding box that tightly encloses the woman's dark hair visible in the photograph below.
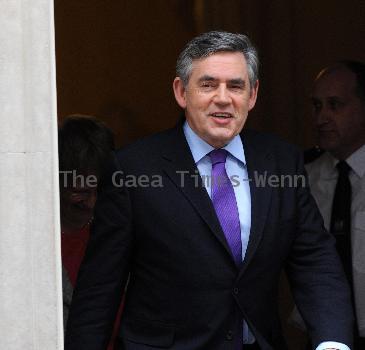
[58,115,115,183]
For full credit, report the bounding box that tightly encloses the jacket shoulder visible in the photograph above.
[115,127,175,160]
[242,129,302,158]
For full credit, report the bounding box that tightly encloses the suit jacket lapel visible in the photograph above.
[238,130,274,277]
[161,125,236,264]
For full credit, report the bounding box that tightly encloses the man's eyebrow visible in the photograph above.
[228,78,245,86]
[197,76,246,86]
[327,96,342,101]
[198,75,216,82]
[311,94,342,99]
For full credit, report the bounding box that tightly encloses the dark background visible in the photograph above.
[54,1,365,347]
[55,0,365,148]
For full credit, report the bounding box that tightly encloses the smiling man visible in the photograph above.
[65,31,353,350]
[173,51,258,148]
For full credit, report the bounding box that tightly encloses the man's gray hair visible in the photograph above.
[176,31,259,89]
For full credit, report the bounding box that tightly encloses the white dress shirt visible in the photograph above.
[306,145,365,339]
[290,146,365,350]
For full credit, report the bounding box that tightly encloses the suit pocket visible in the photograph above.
[119,318,175,348]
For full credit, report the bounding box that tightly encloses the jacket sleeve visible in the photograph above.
[285,149,354,348]
[65,152,133,350]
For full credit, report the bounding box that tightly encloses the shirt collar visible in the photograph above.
[319,144,365,178]
[183,121,246,165]
[346,143,365,178]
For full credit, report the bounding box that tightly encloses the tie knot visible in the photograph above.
[336,160,351,175]
[209,149,228,165]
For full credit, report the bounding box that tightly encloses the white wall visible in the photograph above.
[0,0,63,349]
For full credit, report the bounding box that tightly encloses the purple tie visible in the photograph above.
[210,149,242,266]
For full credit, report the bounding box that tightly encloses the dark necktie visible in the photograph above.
[210,149,242,266]
[330,160,352,282]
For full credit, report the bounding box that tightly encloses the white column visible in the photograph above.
[0,1,63,349]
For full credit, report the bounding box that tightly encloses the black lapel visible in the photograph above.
[238,129,274,278]
[161,124,236,264]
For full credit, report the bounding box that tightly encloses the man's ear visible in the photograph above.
[173,77,187,109]
[248,80,259,111]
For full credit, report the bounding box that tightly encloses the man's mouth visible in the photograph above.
[210,112,233,119]
[318,129,335,133]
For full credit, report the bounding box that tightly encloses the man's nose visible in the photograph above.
[315,107,330,126]
[214,85,231,104]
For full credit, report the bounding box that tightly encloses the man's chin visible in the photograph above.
[208,131,237,148]
[208,137,233,148]
[318,134,340,151]
[318,139,337,150]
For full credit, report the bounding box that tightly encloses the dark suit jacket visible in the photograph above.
[62,265,73,330]
[65,124,353,350]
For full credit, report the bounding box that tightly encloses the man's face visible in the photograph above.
[311,68,365,159]
[173,52,258,148]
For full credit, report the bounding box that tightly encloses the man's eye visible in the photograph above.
[312,102,321,112]
[200,83,215,89]
[329,100,343,110]
[230,85,243,91]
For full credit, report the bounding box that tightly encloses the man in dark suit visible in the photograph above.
[65,31,353,350]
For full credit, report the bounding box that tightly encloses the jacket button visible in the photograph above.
[233,287,239,295]
[226,330,233,340]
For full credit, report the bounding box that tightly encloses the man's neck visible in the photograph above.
[331,139,365,160]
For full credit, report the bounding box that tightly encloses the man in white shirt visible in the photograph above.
[295,61,365,349]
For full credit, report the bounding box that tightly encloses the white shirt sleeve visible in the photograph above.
[316,341,350,350]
